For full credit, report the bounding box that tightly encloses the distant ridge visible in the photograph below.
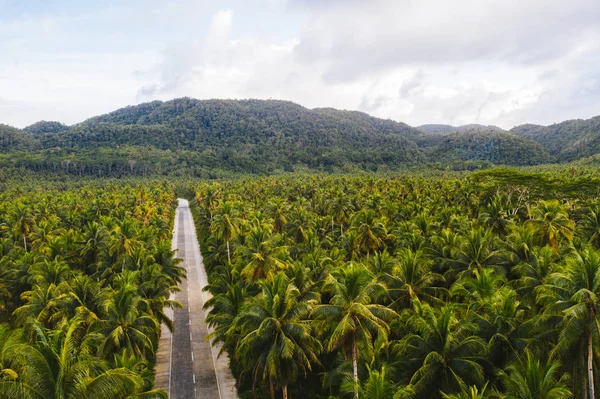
[417,124,504,134]
[0,97,589,176]
[511,116,600,162]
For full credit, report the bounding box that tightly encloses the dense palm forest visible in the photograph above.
[0,181,183,398]
[190,170,600,399]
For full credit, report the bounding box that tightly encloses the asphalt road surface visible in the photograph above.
[155,199,238,399]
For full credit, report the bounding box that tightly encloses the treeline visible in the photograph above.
[0,181,183,398]
[191,173,600,399]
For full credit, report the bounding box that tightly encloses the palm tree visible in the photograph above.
[350,210,387,257]
[235,273,321,399]
[79,222,108,277]
[93,282,159,359]
[211,202,240,262]
[236,223,288,282]
[330,193,353,237]
[339,365,399,399]
[451,227,503,277]
[500,351,572,399]
[396,305,487,397]
[382,248,446,311]
[312,264,397,398]
[152,240,185,286]
[9,202,34,251]
[536,247,600,399]
[441,383,489,399]
[3,318,160,399]
[579,204,600,248]
[527,200,575,251]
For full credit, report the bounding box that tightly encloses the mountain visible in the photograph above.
[24,121,69,135]
[417,123,504,134]
[511,116,600,162]
[426,130,549,166]
[0,124,39,152]
[0,98,567,176]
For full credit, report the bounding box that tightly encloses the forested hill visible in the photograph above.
[417,123,504,134]
[511,115,600,162]
[0,98,575,176]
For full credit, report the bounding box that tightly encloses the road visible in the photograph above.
[155,199,238,399]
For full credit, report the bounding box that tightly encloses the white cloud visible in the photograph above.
[1,0,600,129]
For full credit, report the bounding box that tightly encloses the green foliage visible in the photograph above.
[512,116,600,162]
[0,180,180,397]
[189,172,600,398]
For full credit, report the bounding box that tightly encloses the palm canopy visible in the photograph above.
[235,273,321,399]
[312,263,397,397]
[395,305,487,397]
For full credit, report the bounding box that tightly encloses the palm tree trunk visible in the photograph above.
[282,385,289,399]
[269,379,275,399]
[226,240,231,262]
[352,332,359,399]
[340,224,343,237]
[23,234,27,251]
[589,333,595,399]
[332,217,335,233]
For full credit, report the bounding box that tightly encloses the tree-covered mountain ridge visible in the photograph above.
[0,98,596,175]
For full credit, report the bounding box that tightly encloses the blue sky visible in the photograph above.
[1,0,599,128]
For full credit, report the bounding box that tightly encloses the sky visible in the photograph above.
[1,0,600,129]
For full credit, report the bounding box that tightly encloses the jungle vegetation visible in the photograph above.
[0,98,575,176]
[190,170,600,399]
[0,181,183,398]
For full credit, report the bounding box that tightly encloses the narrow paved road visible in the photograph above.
[155,199,238,399]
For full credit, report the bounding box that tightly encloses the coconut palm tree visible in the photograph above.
[382,248,446,311]
[211,201,240,262]
[3,318,160,399]
[536,247,600,399]
[9,202,34,251]
[579,204,600,249]
[500,351,572,399]
[93,282,159,359]
[312,264,397,398]
[235,273,322,399]
[236,223,288,282]
[350,210,387,257]
[396,305,487,397]
[527,200,575,251]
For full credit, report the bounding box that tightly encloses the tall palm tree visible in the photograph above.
[396,305,487,397]
[350,210,387,257]
[312,264,397,398]
[236,223,288,282]
[382,248,446,311]
[500,351,572,399]
[527,200,575,251]
[235,273,321,399]
[579,204,600,249]
[79,222,108,277]
[9,202,34,251]
[339,365,399,399]
[2,318,160,399]
[93,282,159,359]
[536,247,600,399]
[211,202,240,262]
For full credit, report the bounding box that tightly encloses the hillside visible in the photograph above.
[417,123,504,134]
[0,124,39,152]
[0,98,577,176]
[426,130,550,166]
[511,116,600,162]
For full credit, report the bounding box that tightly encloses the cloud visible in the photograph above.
[1,0,600,130]
[294,0,600,83]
